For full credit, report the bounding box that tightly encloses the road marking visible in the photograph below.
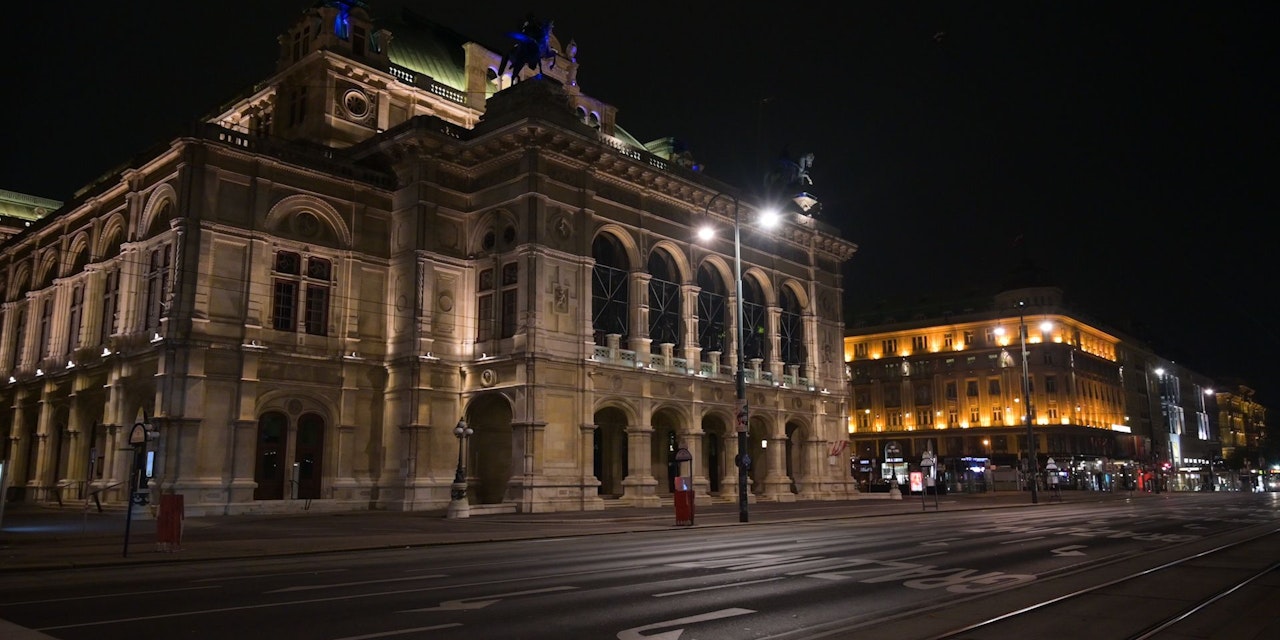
[267,575,446,593]
[402,586,578,612]
[1051,545,1088,557]
[920,537,964,546]
[6,586,219,605]
[654,577,784,597]
[332,624,462,639]
[894,552,947,562]
[617,608,755,640]
[193,569,346,582]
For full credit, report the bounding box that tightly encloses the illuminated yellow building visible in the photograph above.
[1214,384,1267,465]
[843,283,1215,492]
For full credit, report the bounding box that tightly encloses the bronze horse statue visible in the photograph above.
[498,16,557,84]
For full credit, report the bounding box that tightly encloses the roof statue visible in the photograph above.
[763,147,820,214]
[499,14,557,85]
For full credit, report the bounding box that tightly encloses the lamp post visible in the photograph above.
[698,193,778,523]
[1018,301,1039,504]
[446,417,473,519]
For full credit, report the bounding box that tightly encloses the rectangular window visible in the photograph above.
[943,333,954,349]
[67,285,84,352]
[100,269,119,345]
[945,381,957,400]
[477,268,494,342]
[911,335,928,352]
[969,405,980,424]
[857,411,871,429]
[11,306,28,369]
[948,408,959,427]
[914,383,931,405]
[984,328,997,345]
[992,406,1004,424]
[888,410,903,428]
[500,262,518,339]
[988,379,1001,395]
[304,285,329,335]
[144,246,172,332]
[1047,403,1059,421]
[881,338,898,355]
[271,252,331,335]
[966,380,978,397]
[1045,376,1057,393]
[854,342,868,358]
[963,331,974,347]
[272,281,297,331]
[884,385,901,407]
[37,298,53,360]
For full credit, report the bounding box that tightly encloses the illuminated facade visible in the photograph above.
[844,284,1220,492]
[1214,384,1267,465]
[0,2,856,515]
[0,190,58,244]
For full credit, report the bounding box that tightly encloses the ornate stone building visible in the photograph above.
[0,2,856,515]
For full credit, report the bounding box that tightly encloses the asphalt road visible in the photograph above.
[2,493,1277,639]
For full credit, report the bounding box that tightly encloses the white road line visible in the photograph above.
[267,575,446,593]
[892,552,947,562]
[332,623,462,639]
[193,569,346,583]
[654,577,785,597]
[5,586,220,605]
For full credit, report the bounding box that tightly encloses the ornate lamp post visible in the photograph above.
[698,193,779,523]
[446,417,473,519]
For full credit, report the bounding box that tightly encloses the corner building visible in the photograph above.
[844,283,1219,493]
[0,3,857,514]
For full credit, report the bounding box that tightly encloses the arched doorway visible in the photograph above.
[253,410,326,500]
[749,420,767,495]
[295,412,325,499]
[593,406,628,497]
[786,421,805,494]
[650,409,683,495]
[466,394,513,505]
[700,413,729,494]
[253,411,287,500]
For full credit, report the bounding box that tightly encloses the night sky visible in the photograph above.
[6,2,1277,408]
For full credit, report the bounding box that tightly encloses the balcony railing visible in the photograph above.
[589,343,813,389]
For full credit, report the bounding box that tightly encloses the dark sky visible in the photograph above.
[7,2,1278,408]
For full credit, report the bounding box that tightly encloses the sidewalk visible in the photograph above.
[1,490,1157,572]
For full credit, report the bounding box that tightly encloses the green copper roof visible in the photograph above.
[0,189,61,220]
[381,10,469,92]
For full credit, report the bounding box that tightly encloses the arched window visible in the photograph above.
[647,249,681,352]
[696,263,727,361]
[591,234,629,345]
[779,286,805,366]
[741,277,766,361]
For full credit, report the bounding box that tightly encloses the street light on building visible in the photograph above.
[446,417,473,519]
[1017,301,1039,504]
[698,193,778,523]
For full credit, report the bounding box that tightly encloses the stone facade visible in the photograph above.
[0,3,857,515]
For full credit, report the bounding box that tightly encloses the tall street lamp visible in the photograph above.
[446,417,473,519]
[1017,300,1039,505]
[698,193,779,523]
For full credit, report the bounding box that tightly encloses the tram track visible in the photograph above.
[923,525,1280,640]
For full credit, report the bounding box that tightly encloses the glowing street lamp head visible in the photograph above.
[696,225,715,242]
[758,208,782,229]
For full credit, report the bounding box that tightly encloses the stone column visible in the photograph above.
[621,423,659,507]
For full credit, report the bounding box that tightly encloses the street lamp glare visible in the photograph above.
[758,208,782,229]
[696,226,715,242]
